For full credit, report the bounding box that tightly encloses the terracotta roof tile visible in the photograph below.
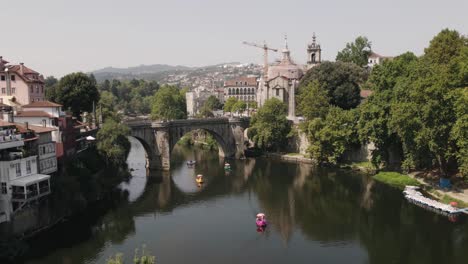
[22,101,62,108]
[15,123,57,133]
[224,77,258,87]
[15,111,53,118]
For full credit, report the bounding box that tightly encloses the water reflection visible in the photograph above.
[23,142,468,264]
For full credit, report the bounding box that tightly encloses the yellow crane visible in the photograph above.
[242,41,278,79]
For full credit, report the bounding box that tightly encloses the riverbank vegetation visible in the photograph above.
[107,246,156,264]
[151,85,187,120]
[292,29,467,181]
[177,130,219,151]
[247,98,291,151]
[373,172,421,190]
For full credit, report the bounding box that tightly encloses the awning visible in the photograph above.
[10,174,50,187]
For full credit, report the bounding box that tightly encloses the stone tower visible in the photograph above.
[306,33,321,70]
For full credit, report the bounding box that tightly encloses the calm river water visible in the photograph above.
[23,137,468,264]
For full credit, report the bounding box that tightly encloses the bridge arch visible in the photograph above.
[126,118,249,171]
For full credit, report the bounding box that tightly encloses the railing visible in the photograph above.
[12,192,26,200]
[39,186,50,194]
[0,134,22,143]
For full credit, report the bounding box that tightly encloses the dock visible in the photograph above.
[403,186,468,216]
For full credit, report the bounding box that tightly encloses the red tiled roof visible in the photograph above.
[15,123,57,134]
[15,111,53,118]
[224,77,257,87]
[360,89,373,98]
[22,101,62,108]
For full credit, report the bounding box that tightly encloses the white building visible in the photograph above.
[0,121,51,223]
[368,51,392,67]
[185,86,218,117]
[223,77,258,103]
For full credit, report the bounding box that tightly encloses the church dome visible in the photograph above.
[267,47,303,80]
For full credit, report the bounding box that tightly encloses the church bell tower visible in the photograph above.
[307,33,321,69]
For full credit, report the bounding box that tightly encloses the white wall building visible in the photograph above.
[0,121,51,223]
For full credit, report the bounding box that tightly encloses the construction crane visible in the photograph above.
[242,41,278,79]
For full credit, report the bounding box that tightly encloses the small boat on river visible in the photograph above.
[187,160,196,166]
[196,174,204,184]
[224,163,231,170]
[256,213,267,228]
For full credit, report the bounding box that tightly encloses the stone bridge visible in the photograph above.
[125,118,249,170]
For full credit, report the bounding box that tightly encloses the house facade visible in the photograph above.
[0,56,46,106]
[223,77,258,103]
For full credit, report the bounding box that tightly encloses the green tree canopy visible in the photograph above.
[97,119,130,165]
[299,61,367,109]
[47,72,100,117]
[297,80,330,120]
[223,97,238,114]
[232,100,247,114]
[204,95,223,111]
[336,36,372,67]
[248,98,290,151]
[150,85,186,120]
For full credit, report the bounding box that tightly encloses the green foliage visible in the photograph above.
[336,36,372,67]
[197,103,214,118]
[223,97,238,114]
[248,98,290,151]
[305,107,360,165]
[106,245,155,264]
[249,101,258,109]
[97,119,131,165]
[99,91,120,121]
[204,95,223,110]
[297,80,330,120]
[46,72,100,117]
[357,29,467,176]
[232,100,247,114]
[373,172,421,190]
[150,85,187,120]
[299,61,367,109]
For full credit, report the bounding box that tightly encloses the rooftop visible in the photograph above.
[22,101,63,108]
[224,77,258,87]
[15,110,53,118]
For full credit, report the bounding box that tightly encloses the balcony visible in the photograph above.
[10,174,51,202]
[0,134,23,150]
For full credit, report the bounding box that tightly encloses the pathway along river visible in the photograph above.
[23,138,468,264]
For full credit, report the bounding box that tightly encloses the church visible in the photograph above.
[256,35,321,121]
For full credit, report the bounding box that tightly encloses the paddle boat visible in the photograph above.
[186,160,196,166]
[256,213,267,228]
[196,174,204,184]
[224,162,231,170]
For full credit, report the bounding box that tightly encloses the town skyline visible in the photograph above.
[2,0,467,77]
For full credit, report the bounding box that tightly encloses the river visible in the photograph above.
[21,137,468,264]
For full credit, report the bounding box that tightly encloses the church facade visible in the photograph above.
[256,35,321,121]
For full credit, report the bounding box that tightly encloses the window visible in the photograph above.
[276,89,279,96]
[41,86,44,93]
[11,75,15,81]
[15,163,21,176]
[1,182,6,194]
[12,87,15,94]
[36,86,39,93]
[0,75,5,81]
[1,88,5,94]
[42,119,46,127]
[26,160,31,174]
[30,86,33,93]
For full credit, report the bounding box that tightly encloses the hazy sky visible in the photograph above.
[2,0,467,76]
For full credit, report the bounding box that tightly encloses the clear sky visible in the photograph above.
[2,0,467,77]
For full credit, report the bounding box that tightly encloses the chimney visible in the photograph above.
[25,122,29,130]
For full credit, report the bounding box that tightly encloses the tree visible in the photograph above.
[306,107,360,165]
[204,95,223,111]
[98,91,119,121]
[232,100,247,115]
[336,36,372,67]
[150,85,186,120]
[47,73,100,117]
[297,80,330,120]
[44,76,58,88]
[97,119,130,165]
[223,97,238,116]
[248,98,290,151]
[299,61,367,109]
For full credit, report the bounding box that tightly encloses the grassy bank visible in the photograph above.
[373,171,421,190]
